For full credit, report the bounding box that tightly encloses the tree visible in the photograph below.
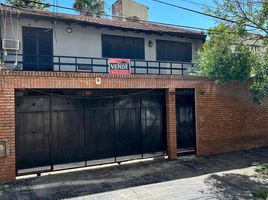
[197,0,268,103]
[6,0,49,9]
[197,24,256,82]
[73,0,105,17]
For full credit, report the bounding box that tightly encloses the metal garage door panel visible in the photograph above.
[114,95,140,108]
[16,97,50,169]
[142,107,164,153]
[52,96,84,110]
[51,95,85,165]
[86,109,115,161]
[52,110,85,165]
[15,89,167,174]
[115,108,141,157]
[141,94,163,107]
[16,96,49,112]
[85,98,113,109]
[141,94,165,153]
[114,91,141,158]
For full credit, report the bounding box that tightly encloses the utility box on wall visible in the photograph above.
[0,140,7,158]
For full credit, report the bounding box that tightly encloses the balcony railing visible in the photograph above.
[3,54,195,75]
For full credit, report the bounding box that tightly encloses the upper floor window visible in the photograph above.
[101,34,145,60]
[22,27,53,71]
[156,40,192,62]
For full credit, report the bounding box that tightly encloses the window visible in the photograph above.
[102,34,145,59]
[22,27,53,71]
[156,40,192,62]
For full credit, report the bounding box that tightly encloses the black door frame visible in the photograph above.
[15,89,167,175]
[176,89,197,155]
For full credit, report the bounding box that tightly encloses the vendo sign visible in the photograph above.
[108,58,131,75]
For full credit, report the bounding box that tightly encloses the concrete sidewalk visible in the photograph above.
[72,167,263,200]
[1,147,268,200]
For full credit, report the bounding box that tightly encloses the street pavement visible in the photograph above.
[1,147,268,200]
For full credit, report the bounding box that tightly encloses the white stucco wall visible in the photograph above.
[1,16,203,59]
[1,16,204,72]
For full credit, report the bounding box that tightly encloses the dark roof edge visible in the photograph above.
[1,4,207,40]
[22,13,207,40]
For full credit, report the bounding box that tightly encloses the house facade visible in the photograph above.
[0,1,267,183]
[1,7,204,73]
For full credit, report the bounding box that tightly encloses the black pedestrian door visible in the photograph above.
[176,90,196,150]
[22,27,53,71]
[15,90,166,174]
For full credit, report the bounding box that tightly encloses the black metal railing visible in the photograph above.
[3,54,195,75]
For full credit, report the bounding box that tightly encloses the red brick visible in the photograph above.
[0,71,267,183]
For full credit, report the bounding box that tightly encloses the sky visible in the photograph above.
[0,0,218,31]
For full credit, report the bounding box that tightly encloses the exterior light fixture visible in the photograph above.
[66,27,72,33]
[148,40,153,47]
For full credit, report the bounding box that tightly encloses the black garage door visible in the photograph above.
[15,90,166,174]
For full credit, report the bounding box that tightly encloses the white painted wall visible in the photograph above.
[1,16,204,72]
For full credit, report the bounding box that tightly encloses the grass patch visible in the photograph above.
[253,190,268,200]
[256,163,268,176]
[253,164,268,199]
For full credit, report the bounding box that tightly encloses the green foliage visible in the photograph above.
[73,0,105,17]
[256,163,268,176]
[251,60,268,104]
[253,164,268,200]
[6,0,49,9]
[197,24,256,83]
[253,190,268,200]
[198,0,268,103]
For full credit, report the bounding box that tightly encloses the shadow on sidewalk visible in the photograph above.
[205,173,268,200]
[0,147,268,200]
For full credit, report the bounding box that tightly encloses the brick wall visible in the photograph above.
[0,87,15,183]
[0,71,267,183]
[166,89,177,160]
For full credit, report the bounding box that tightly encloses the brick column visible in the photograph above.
[0,88,16,183]
[166,88,177,160]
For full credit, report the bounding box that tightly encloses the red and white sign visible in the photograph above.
[108,58,131,75]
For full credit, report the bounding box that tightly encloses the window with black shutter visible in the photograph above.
[102,34,145,59]
[156,40,192,62]
[22,27,53,71]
